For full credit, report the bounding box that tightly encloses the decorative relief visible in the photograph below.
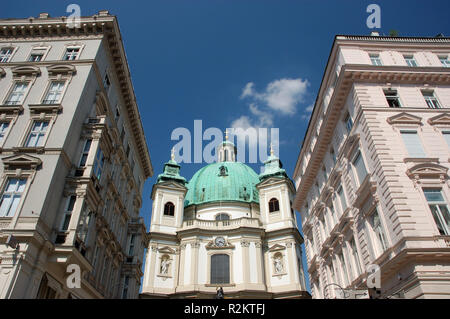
[240,240,250,247]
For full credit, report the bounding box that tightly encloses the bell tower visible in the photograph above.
[257,144,297,229]
[149,149,187,234]
[217,129,237,162]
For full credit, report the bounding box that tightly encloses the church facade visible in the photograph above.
[141,139,309,298]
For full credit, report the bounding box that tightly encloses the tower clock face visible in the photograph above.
[215,237,226,247]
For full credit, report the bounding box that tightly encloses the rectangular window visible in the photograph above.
[61,196,76,231]
[370,54,382,66]
[0,122,10,144]
[26,121,49,147]
[79,139,92,167]
[0,48,13,62]
[352,151,368,185]
[344,113,353,133]
[404,55,418,67]
[400,130,426,158]
[5,82,29,105]
[338,253,349,286]
[424,189,450,236]
[0,178,26,217]
[439,56,450,68]
[93,148,105,180]
[128,234,136,256]
[443,131,450,148]
[63,47,80,61]
[43,81,65,104]
[28,48,46,62]
[370,209,388,253]
[384,89,401,108]
[211,254,230,284]
[422,91,441,109]
[350,238,362,275]
[337,186,348,213]
[103,73,111,91]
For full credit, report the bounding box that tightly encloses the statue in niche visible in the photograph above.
[274,254,284,274]
[160,256,169,275]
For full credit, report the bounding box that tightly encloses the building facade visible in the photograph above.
[141,140,309,298]
[0,12,152,299]
[293,34,450,299]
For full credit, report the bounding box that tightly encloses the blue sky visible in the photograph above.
[3,0,450,293]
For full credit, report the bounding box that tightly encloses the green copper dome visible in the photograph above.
[184,162,260,207]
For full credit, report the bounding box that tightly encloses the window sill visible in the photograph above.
[12,146,45,154]
[29,103,62,114]
[404,157,439,164]
[205,283,235,287]
[0,104,24,113]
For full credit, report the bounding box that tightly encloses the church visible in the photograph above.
[141,135,309,298]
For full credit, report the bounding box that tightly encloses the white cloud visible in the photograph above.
[241,82,255,99]
[241,78,309,115]
[231,77,311,152]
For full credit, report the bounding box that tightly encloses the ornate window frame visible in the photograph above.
[1,66,41,111]
[60,43,85,61]
[0,154,41,227]
[27,45,51,62]
[16,114,55,152]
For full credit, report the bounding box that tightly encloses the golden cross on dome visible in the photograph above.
[270,143,274,156]
[224,128,229,141]
[171,147,175,161]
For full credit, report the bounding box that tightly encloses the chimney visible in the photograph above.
[39,13,50,19]
[370,31,380,37]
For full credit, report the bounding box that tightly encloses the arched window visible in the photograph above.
[211,254,230,284]
[163,202,175,216]
[268,198,280,213]
[215,213,230,221]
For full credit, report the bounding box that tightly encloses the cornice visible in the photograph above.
[294,63,450,210]
[0,14,153,178]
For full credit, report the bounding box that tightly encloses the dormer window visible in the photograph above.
[370,53,382,66]
[63,47,80,61]
[439,56,450,68]
[404,55,418,67]
[422,90,441,109]
[269,198,280,213]
[0,47,14,63]
[164,202,175,216]
[384,89,401,108]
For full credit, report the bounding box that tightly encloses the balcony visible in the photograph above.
[182,217,262,231]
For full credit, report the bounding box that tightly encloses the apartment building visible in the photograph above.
[0,11,152,298]
[293,34,450,299]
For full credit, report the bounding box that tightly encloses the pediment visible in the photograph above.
[407,163,448,179]
[47,64,76,75]
[11,65,41,76]
[158,246,176,254]
[342,133,360,159]
[428,113,450,126]
[2,154,42,169]
[268,244,286,252]
[387,112,422,125]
